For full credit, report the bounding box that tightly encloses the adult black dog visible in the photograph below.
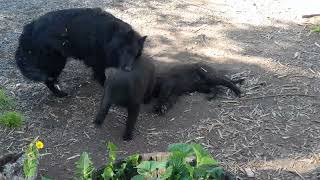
[153,62,243,115]
[16,8,147,97]
[94,55,155,141]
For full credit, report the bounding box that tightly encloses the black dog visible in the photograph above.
[16,8,146,97]
[94,55,155,140]
[153,62,243,115]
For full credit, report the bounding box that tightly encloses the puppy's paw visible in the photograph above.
[159,105,168,115]
[206,94,217,101]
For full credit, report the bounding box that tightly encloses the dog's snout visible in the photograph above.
[124,66,132,71]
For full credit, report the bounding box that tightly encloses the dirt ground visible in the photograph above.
[1,0,320,179]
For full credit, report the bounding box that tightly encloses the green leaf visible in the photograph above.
[192,144,217,167]
[41,176,53,180]
[23,140,39,179]
[107,142,117,164]
[136,161,167,176]
[125,154,140,165]
[168,143,193,156]
[199,156,218,166]
[205,166,225,179]
[160,165,173,179]
[132,175,146,180]
[75,152,94,180]
[102,167,114,179]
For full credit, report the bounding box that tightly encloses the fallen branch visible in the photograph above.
[302,14,320,18]
[241,93,318,100]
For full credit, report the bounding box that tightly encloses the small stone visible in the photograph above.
[244,167,255,178]
[293,52,300,59]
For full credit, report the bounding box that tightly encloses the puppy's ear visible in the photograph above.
[138,36,147,48]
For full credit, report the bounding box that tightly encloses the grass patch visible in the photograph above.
[0,111,23,128]
[311,25,320,32]
[0,89,14,111]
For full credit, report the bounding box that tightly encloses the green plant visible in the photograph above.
[77,143,227,180]
[311,25,320,32]
[75,152,95,180]
[101,142,140,179]
[0,111,23,128]
[24,138,44,180]
[0,89,13,111]
[131,143,224,180]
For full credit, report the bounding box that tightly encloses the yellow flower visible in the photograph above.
[35,140,44,149]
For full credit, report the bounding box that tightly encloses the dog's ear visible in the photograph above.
[126,30,135,38]
[138,36,147,48]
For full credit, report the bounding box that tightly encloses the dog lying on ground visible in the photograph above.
[94,55,155,141]
[16,8,146,97]
[153,62,243,115]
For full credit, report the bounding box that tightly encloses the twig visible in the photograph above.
[67,154,80,161]
[84,131,90,139]
[241,93,318,100]
[292,169,305,180]
[302,14,320,18]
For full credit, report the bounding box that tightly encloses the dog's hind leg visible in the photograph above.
[123,104,140,141]
[92,65,106,86]
[197,66,242,97]
[94,89,112,126]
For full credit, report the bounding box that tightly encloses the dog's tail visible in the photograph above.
[15,22,48,82]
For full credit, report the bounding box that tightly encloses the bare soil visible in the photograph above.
[1,0,320,179]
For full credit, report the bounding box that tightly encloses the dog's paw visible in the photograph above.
[122,133,133,141]
[93,114,105,127]
[153,104,167,115]
[54,90,68,98]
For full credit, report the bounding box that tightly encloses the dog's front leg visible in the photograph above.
[123,104,140,141]
[45,79,68,97]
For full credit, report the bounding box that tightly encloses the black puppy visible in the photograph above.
[16,8,146,97]
[94,55,155,140]
[153,62,243,115]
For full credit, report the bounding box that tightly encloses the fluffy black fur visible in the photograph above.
[94,55,155,141]
[153,62,243,115]
[16,8,147,97]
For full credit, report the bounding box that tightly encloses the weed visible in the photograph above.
[0,89,13,111]
[0,111,23,128]
[311,25,320,32]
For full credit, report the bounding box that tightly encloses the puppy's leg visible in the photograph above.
[123,104,140,141]
[143,76,155,104]
[218,77,241,97]
[206,87,218,101]
[94,88,112,126]
[197,68,241,97]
